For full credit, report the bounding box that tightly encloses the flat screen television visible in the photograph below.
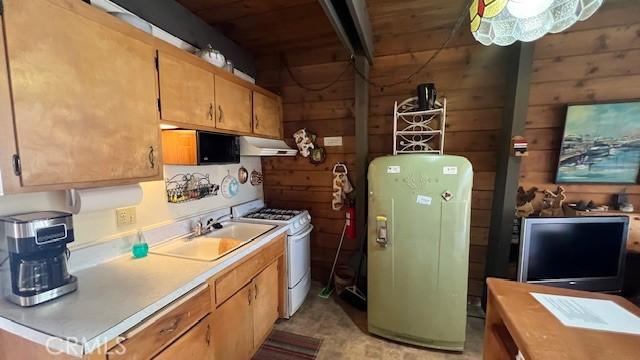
[518,216,629,293]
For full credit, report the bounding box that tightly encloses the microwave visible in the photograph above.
[162,130,240,165]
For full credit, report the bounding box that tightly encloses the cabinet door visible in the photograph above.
[212,285,253,360]
[154,315,213,360]
[252,92,282,138]
[158,52,215,127]
[214,75,252,133]
[3,0,160,187]
[252,261,279,347]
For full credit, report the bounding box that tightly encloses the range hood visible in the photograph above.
[240,136,297,156]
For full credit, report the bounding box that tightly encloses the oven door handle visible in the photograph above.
[289,225,314,241]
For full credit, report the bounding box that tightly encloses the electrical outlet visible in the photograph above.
[116,207,137,227]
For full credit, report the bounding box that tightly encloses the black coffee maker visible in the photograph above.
[0,211,77,307]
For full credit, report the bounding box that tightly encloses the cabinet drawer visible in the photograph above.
[109,284,211,360]
[215,235,285,306]
[153,314,212,360]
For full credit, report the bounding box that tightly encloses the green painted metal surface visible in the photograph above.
[367,154,473,351]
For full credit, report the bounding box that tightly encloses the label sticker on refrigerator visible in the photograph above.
[387,166,401,174]
[443,166,458,175]
[416,195,432,205]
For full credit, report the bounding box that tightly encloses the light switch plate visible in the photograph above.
[323,136,343,147]
[116,207,137,227]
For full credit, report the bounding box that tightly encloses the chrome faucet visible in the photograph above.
[204,213,233,233]
[190,213,233,238]
[191,220,204,238]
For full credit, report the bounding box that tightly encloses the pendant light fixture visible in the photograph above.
[470,0,603,46]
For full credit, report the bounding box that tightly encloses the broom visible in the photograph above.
[318,220,347,298]
[340,231,367,310]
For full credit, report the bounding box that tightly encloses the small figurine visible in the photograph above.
[540,186,566,217]
[516,186,538,218]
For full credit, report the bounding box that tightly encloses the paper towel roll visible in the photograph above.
[67,184,143,214]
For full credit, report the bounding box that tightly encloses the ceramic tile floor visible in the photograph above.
[274,283,484,360]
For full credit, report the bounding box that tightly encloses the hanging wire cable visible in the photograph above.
[281,0,473,93]
[281,53,353,92]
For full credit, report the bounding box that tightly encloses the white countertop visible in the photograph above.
[0,225,288,357]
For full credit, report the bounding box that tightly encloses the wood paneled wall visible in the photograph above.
[520,0,640,210]
[256,44,359,281]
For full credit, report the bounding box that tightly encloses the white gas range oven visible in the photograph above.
[232,200,312,318]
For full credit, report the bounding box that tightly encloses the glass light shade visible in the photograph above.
[470,0,603,46]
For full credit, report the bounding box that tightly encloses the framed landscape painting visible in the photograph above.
[555,101,640,184]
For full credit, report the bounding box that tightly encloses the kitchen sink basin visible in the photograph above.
[150,222,276,261]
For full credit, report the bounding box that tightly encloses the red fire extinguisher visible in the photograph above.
[346,203,356,240]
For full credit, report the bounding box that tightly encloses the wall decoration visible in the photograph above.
[165,173,219,204]
[294,128,326,164]
[238,166,248,184]
[556,102,640,184]
[250,170,263,186]
[220,171,239,199]
[293,128,316,157]
[309,147,326,164]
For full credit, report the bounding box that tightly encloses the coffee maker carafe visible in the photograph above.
[0,211,77,307]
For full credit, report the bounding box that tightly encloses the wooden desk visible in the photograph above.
[483,278,640,360]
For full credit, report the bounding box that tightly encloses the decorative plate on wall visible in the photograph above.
[220,172,239,198]
[238,166,249,184]
[250,170,263,186]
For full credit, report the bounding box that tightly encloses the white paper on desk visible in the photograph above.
[531,293,640,335]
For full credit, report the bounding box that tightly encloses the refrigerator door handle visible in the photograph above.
[375,216,389,247]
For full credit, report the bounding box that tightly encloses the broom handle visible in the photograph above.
[326,220,348,288]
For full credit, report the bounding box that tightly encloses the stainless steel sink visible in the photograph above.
[150,222,276,261]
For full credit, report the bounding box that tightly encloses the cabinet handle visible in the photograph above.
[254,114,259,129]
[247,287,252,305]
[205,324,211,346]
[218,105,224,123]
[159,318,180,335]
[208,102,213,121]
[148,146,155,169]
[254,283,258,299]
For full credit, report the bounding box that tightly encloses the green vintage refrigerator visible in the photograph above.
[367,154,473,351]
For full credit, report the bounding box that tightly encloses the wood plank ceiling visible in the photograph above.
[175,0,342,55]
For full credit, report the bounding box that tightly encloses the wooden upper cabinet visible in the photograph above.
[253,92,282,138]
[3,0,160,188]
[252,261,280,346]
[158,51,215,127]
[214,75,253,133]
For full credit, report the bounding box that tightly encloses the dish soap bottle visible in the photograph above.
[132,230,149,259]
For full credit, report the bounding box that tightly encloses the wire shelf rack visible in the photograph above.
[393,97,446,155]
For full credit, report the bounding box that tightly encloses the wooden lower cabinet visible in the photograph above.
[252,261,280,346]
[154,315,212,360]
[212,260,281,360]
[211,285,254,360]
[108,285,211,360]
